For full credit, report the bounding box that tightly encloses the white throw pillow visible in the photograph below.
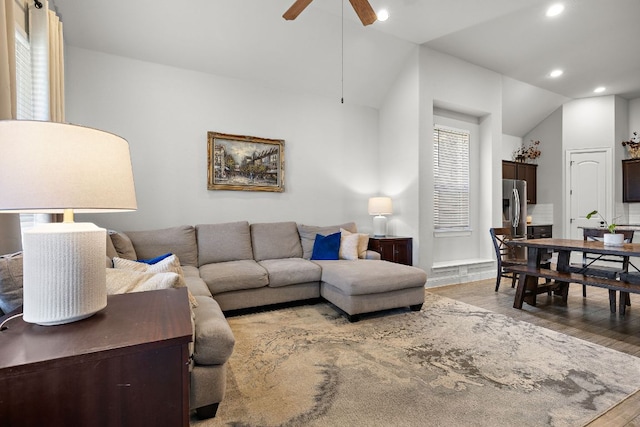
[340,228,370,259]
[112,254,198,307]
[106,269,181,295]
[339,233,360,260]
[113,254,186,286]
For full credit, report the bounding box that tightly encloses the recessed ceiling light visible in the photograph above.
[377,9,389,22]
[549,69,563,78]
[546,4,565,17]
[594,86,606,93]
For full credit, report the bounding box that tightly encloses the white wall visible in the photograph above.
[524,107,563,234]
[376,46,502,285]
[630,98,640,134]
[563,96,615,150]
[502,134,522,161]
[378,48,421,263]
[68,47,379,232]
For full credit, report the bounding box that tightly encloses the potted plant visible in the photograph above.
[586,210,624,246]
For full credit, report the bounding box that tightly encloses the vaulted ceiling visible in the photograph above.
[52,0,640,137]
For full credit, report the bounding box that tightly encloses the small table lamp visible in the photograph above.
[368,197,393,237]
[0,120,137,325]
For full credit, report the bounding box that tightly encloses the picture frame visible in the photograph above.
[207,132,285,192]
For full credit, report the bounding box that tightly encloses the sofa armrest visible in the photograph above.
[365,250,381,260]
[192,296,235,365]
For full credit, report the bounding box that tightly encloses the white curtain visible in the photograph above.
[0,0,16,120]
[0,0,22,254]
[0,0,67,252]
[30,0,64,122]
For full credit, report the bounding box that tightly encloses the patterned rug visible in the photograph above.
[191,292,640,427]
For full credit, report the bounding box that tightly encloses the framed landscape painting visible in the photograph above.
[207,132,285,192]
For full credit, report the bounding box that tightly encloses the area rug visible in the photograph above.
[191,292,640,427]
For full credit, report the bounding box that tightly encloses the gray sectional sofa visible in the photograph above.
[106,220,427,418]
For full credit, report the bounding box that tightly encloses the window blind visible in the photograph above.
[15,28,33,120]
[15,28,35,232]
[433,126,470,230]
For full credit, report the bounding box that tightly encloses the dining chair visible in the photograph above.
[569,228,635,298]
[490,227,527,292]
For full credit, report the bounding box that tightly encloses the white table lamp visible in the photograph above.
[0,120,137,325]
[368,197,393,237]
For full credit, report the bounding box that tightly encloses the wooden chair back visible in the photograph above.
[490,227,522,262]
[582,228,635,269]
[490,227,527,291]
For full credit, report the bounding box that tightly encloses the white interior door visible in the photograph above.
[567,149,611,241]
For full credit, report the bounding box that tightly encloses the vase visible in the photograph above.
[629,146,640,159]
[603,233,624,247]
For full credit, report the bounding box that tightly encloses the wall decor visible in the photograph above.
[207,132,285,192]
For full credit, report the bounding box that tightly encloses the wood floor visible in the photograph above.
[429,278,640,427]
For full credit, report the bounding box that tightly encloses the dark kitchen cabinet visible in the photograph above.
[622,159,640,203]
[527,224,552,239]
[502,160,537,204]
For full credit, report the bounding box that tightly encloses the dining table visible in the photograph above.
[505,238,640,312]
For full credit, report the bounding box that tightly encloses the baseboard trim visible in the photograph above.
[427,258,495,287]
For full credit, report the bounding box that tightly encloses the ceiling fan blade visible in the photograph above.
[283,0,314,21]
[349,0,377,26]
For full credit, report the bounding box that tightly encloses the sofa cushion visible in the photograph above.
[199,260,268,294]
[108,231,137,260]
[258,258,322,287]
[196,221,253,265]
[298,222,357,260]
[192,295,235,365]
[314,259,427,296]
[0,252,23,314]
[125,226,198,267]
[251,222,303,261]
[311,232,341,260]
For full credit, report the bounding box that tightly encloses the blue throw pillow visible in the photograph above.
[310,232,341,260]
[137,252,173,265]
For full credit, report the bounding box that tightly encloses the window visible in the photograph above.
[15,28,33,120]
[433,125,470,231]
[15,27,35,231]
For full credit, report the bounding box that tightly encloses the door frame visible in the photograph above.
[564,148,613,239]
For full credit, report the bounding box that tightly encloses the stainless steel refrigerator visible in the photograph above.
[502,179,527,238]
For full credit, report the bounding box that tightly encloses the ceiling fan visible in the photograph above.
[283,0,377,26]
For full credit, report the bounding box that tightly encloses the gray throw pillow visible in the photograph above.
[108,230,138,260]
[0,252,24,314]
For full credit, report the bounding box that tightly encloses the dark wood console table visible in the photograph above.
[0,288,192,427]
[368,236,413,265]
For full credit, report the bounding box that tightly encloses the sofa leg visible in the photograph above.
[196,403,219,419]
[346,313,360,322]
[410,304,423,312]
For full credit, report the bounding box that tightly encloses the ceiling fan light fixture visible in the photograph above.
[546,3,565,17]
[377,9,389,22]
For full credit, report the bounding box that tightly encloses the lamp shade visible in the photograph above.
[368,197,393,215]
[0,120,137,213]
